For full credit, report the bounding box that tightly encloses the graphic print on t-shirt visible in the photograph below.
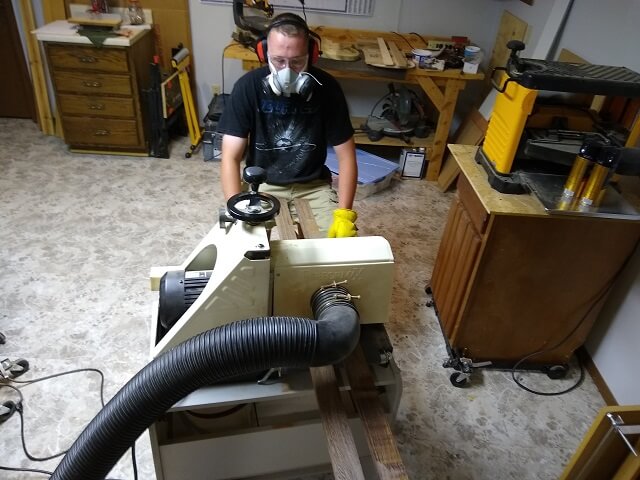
[255,97,319,181]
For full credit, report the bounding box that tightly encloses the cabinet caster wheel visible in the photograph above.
[12,358,29,378]
[185,152,192,158]
[425,285,432,295]
[1,358,29,379]
[426,300,434,308]
[450,372,470,388]
[0,401,17,424]
[546,364,568,380]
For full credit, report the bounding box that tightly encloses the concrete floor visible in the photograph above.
[0,118,605,479]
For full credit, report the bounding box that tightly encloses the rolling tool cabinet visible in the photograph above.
[429,145,640,385]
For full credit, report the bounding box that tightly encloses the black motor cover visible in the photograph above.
[158,270,212,330]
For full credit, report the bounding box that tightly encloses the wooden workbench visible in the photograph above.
[224,27,485,181]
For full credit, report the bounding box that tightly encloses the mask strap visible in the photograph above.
[267,57,284,94]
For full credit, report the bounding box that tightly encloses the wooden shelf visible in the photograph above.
[351,116,434,149]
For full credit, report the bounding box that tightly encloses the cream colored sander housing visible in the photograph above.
[149,219,394,358]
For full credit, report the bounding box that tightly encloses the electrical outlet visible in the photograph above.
[211,84,221,96]
[426,40,457,50]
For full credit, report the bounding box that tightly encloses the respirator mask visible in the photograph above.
[265,54,316,100]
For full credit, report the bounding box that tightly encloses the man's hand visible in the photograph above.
[328,208,358,238]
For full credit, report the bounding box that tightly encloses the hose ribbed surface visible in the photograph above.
[51,316,317,480]
[311,285,357,318]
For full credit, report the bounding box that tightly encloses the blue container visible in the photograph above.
[325,148,399,198]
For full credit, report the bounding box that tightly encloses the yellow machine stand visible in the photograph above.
[482,72,538,174]
[171,46,203,158]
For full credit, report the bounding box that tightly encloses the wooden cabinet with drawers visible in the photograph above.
[44,30,154,154]
[431,145,640,367]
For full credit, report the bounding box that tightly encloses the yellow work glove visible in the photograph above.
[328,208,358,238]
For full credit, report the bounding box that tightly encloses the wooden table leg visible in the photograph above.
[420,78,465,181]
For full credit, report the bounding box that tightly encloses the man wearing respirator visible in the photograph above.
[218,13,359,237]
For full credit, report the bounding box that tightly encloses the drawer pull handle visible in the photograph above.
[79,56,98,63]
[83,81,102,88]
[94,129,110,136]
[88,104,105,110]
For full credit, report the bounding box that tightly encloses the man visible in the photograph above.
[217,13,359,237]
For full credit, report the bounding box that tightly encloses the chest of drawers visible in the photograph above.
[44,30,154,155]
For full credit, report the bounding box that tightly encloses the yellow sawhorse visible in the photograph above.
[172,47,203,158]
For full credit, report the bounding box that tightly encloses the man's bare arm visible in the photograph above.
[333,137,358,209]
[221,134,248,200]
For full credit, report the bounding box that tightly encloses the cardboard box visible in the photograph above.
[325,148,399,199]
[399,148,427,178]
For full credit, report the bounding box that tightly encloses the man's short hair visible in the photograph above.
[268,14,309,40]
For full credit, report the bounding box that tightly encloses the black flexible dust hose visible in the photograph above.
[51,285,359,480]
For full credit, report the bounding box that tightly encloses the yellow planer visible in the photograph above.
[478,40,640,195]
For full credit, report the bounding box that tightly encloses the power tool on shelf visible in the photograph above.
[232,0,274,47]
[478,40,640,210]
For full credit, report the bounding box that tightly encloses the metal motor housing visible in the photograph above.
[158,270,212,331]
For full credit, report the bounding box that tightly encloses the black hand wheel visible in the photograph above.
[226,191,280,223]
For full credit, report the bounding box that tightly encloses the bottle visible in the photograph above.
[127,0,145,25]
[462,45,482,74]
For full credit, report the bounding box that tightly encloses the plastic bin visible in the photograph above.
[325,148,399,199]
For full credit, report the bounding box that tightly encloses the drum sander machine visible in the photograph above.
[49,167,402,480]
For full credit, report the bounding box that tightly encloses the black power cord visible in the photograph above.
[409,32,428,46]
[221,43,234,96]
[299,0,307,22]
[391,31,415,50]
[0,464,52,477]
[0,368,133,479]
[512,352,586,396]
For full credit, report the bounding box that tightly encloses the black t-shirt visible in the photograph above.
[217,66,354,185]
